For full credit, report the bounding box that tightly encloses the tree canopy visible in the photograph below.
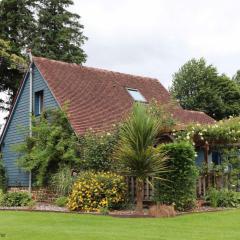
[0,0,87,110]
[0,38,26,110]
[170,58,240,120]
[31,0,87,64]
[232,70,240,85]
[0,0,36,54]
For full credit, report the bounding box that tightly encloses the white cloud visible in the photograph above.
[2,0,240,130]
[72,0,240,87]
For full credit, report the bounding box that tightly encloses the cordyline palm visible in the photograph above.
[114,103,168,212]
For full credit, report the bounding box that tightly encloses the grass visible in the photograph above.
[0,210,240,240]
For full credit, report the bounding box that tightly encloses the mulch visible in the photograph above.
[0,202,236,218]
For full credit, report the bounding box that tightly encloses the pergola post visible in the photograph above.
[204,141,210,191]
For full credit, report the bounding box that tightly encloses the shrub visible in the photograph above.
[99,206,109,215]
[1,192,32,207]
[50,166,74,196]
[67,171,127,212]
[154,141,198,211]
[0,156,7,191]
[0,189,4,205]
[206,188,240,208]
[14,108,80,186]
[79,130,119,171]
[27,200,36,209]
[55,196,68,207]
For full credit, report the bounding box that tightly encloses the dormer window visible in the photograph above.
[35,90,44,116]
[127,88,147,102]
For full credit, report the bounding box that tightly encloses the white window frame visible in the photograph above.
[126,88,147,102]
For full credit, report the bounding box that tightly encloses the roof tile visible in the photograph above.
[33,57,215,134]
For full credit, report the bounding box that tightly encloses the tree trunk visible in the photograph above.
[136,178,144,213]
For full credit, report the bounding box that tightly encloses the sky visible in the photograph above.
[1,0,240,130]
[71,0,240,88]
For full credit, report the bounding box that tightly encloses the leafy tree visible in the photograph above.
[232,70,240,85]
[114,103,168,212]
[0,0,35,109]
[0,0,87,110]
[171,58,240,120]
[0,39,26,110]
[13,108,80,186]
[32,0,87,64]
[214,74,240,119]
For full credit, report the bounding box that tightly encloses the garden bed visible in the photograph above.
[0,202,236,218]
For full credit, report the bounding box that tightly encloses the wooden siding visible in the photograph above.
[1,65,59,186]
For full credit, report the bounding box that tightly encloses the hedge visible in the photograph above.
[0,157,7,191]
[154,141,198,211]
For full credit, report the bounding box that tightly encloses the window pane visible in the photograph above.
[127,88,146,102]
[34,91,44,116]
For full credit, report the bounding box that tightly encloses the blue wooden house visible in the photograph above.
[0,57,215,187]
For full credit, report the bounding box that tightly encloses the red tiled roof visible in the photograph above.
[33,57,215,135]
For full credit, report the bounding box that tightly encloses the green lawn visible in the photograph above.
[0,210,239,240]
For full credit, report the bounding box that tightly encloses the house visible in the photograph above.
[0,57,215,187]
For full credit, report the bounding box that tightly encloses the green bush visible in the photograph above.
[68,171,127,212]
[1,192,32,207]
[154,141,198,211]
[99,206,109,215]
[50,166,74,196]
[206,188,240,208]
[0,156,7,191]
[79,130,118,171]
[0,189,4,205]
[14,108,80,186]
[55,196,68,207]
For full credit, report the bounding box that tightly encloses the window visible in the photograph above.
[35,90,44,116]
[127,88,147,102]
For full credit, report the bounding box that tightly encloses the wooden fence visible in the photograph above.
[127,177,153,202]
[197,172,232,197]
[128,172,233,202]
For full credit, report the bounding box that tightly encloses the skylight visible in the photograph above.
[127,88,147,102]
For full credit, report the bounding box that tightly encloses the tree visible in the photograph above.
[114,103,167,212]
[14,108,80,186]
[215,74,240,118]
[32,0,87,64]
[0,0,35,110]
[0,0,87,110]
[170,58,240,120]
[0,38,26,110]
[0,0,36,54]
[232,70,240,85]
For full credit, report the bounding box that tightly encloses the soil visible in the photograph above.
[0,202,235,217]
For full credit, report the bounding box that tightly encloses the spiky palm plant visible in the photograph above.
[114,103,168,212]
